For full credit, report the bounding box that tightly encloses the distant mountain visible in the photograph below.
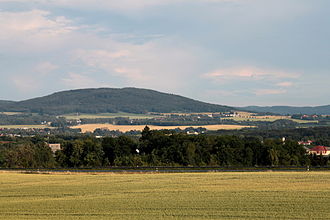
[0,100,15,105]
[0,88,234,115]
[242,105,330,115]
[0,100,16,110]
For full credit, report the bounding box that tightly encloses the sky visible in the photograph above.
[0,0,329,107]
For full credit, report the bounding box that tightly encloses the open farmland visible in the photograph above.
[0,112,23,116]
[0,171,329,219]
[71,124,251,133]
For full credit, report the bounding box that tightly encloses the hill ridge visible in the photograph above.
[0,87,234,115]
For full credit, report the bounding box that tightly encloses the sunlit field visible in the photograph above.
[71,124,252,132]
[0,112,23,116]
[0,171,329,219]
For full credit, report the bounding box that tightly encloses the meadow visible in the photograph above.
[71,124,251,133]
[0,171,329,219]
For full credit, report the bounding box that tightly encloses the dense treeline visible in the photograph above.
[0,113,69,127]
[0,127,328,168]
[210,126,330,146]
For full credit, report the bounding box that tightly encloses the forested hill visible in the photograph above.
[242,105,330,115]
[0,100,15,106]
[0,88,234,115]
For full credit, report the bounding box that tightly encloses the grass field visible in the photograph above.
[0,171,329,219]
[61,113,156,120]
[71,124,252,132]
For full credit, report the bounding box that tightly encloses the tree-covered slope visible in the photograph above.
[0,100,15,106]
[0,88,234,114]
[242,105,330,115]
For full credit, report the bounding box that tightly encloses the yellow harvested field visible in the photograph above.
[0,112,23,115]
[72,124,251,133]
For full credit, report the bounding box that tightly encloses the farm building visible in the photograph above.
[298,140,314,146]
[308,146,330,156]
[48,143,61,153]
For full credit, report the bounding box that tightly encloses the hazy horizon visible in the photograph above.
[1,0,329,106]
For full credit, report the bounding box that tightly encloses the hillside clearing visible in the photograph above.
[71,124,251,132]
[0,172,329,219]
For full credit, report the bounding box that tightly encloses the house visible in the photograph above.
[308,146,330,156]
[48,143,61,153]
[298,140,314,146]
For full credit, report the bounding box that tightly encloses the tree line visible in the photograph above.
[0,127,328,168]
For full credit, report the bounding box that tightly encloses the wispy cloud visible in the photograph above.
[254,89,287,96]
[204,67,299,83]
[34,62,58,75]
[11,75,40,92]
[61,72,109,88]
[0,10,77,53]
[276,81,294,87]
[0,0,237,12]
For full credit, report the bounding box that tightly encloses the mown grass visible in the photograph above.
[0,172,329,219]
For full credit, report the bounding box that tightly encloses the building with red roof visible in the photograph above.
[308,146,330,156]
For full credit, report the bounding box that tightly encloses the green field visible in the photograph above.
[61,112,156,120]
[0,171,329,219]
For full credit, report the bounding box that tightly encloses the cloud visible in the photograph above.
[203,67,299,83]
[71,49,147,81]
[0,0,185,12]
[0,10,77,53]
[70,37,201,91]
[61,72,109,88]
[276,81,293,87]
[0,7,201,95]
[11,75,41,92]
[0,0,235,12]
[34,62,58,75]
[254,89,287,96]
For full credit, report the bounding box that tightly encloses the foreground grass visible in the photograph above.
[0,172,329,219]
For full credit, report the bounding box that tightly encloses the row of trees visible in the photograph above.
[0,127,328,168]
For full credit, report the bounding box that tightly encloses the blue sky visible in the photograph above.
[0,0,329,106]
